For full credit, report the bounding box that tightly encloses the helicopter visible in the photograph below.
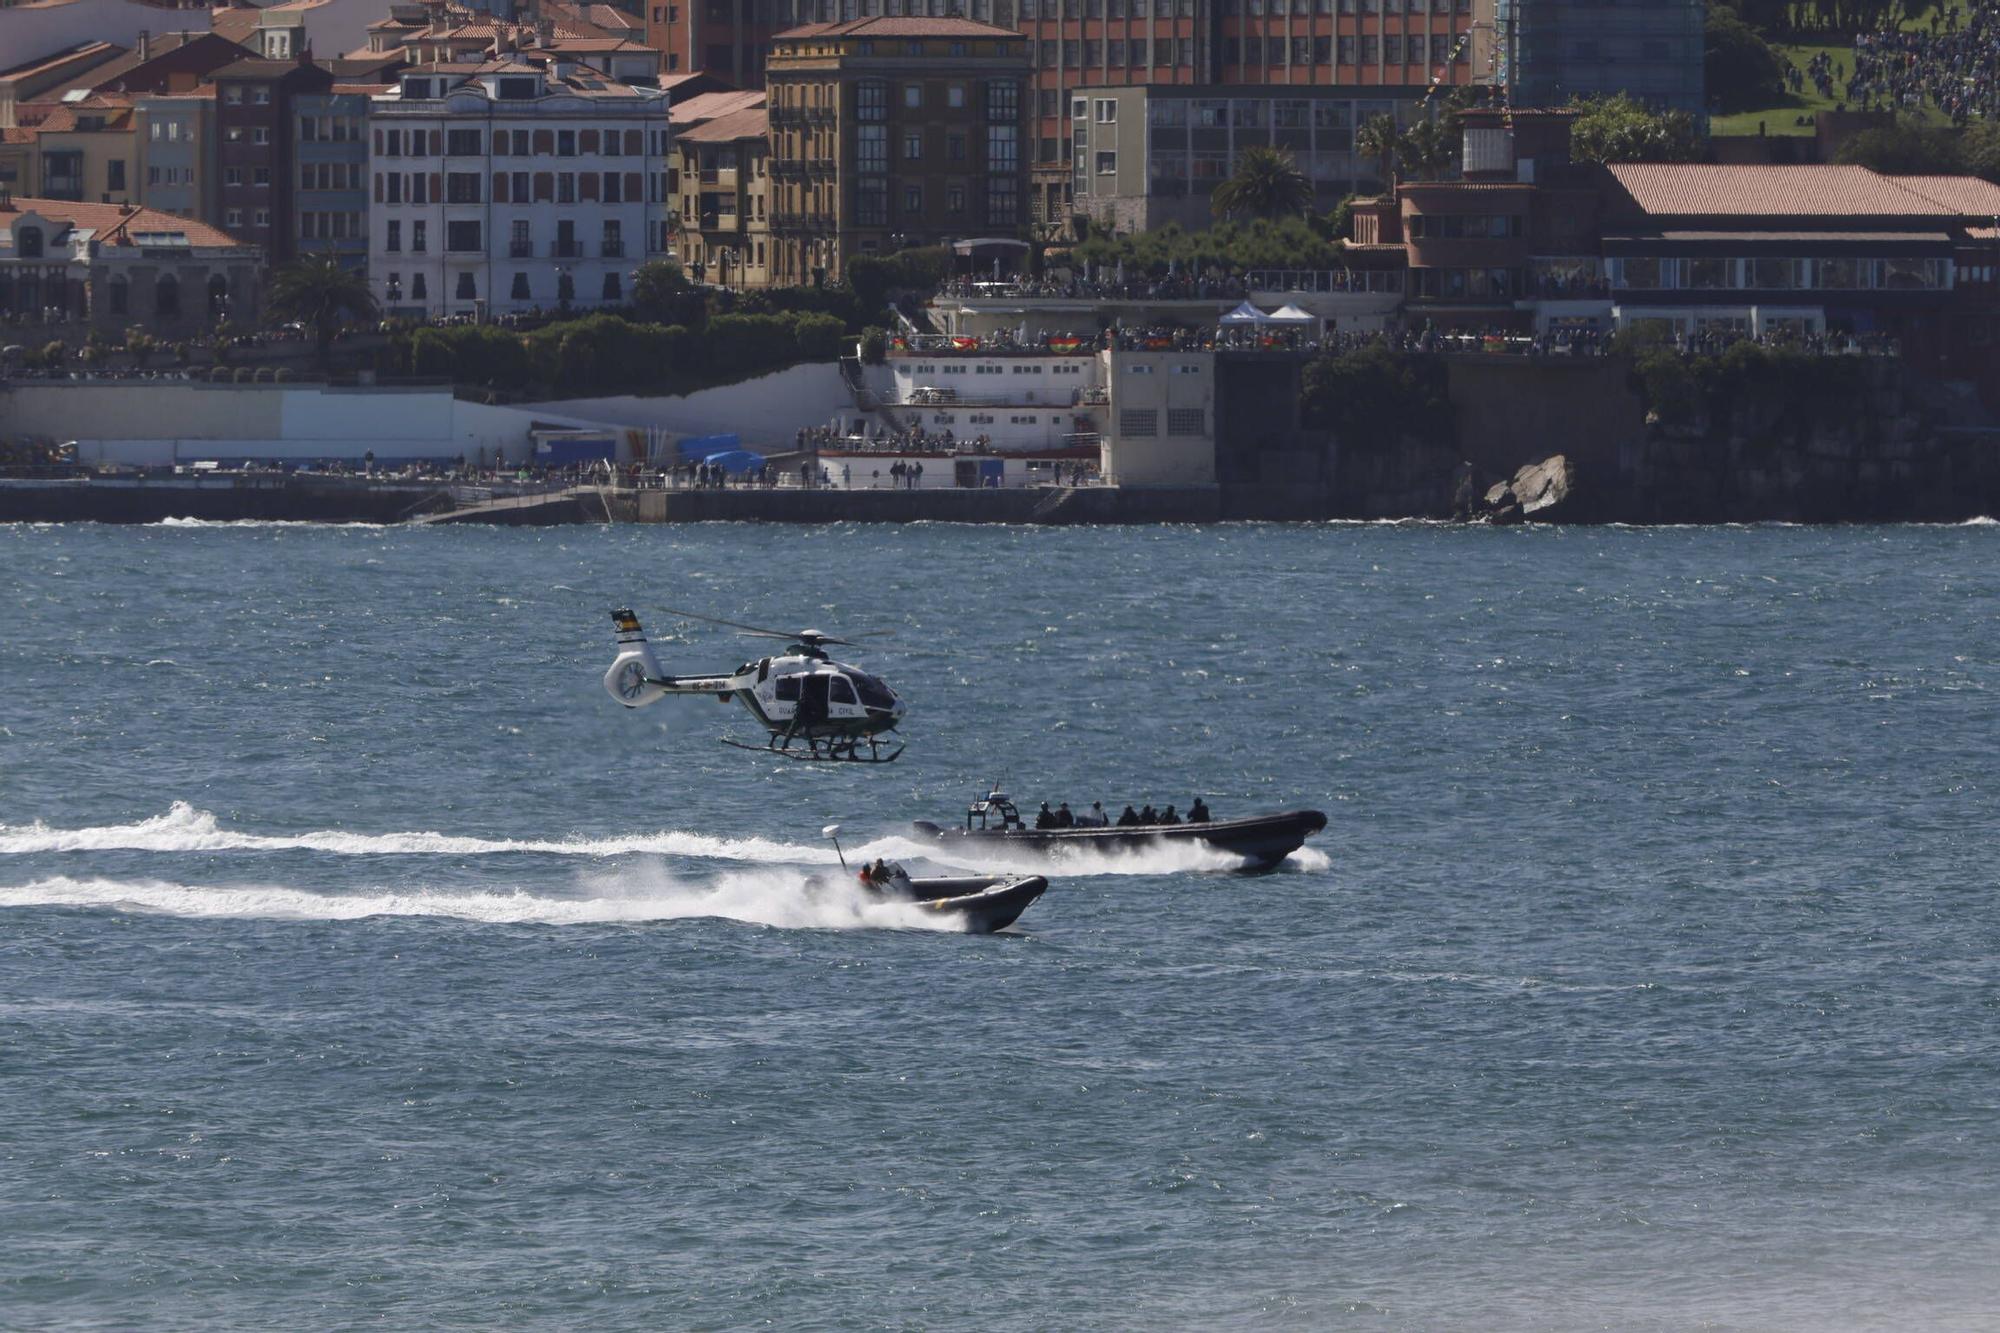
[603,606,907,763]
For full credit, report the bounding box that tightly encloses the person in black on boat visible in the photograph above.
[1138,804,1157,824]
[1161,804,1180,825]
[1035,801,1056,830]
[1187,798,1209,823]
[1055,802,1075,828]
[1117,805,1141,826]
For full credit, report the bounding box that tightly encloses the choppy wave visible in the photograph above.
[0,803,1310,877]
[0,866,956,931]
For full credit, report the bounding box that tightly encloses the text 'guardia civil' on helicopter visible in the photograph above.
[603,606,907,763]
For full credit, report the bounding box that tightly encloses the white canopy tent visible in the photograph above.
[1266,303,1318,325]
[1218,300,1274,326]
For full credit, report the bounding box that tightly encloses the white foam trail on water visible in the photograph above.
[0,867,957,931]
[0,805,1292,878]
[1959,516,1999,527]
[1285,847,1333,871]
[152,517,391,530]
[0,802,840,863]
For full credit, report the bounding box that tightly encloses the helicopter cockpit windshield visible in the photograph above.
[850,672,898,710]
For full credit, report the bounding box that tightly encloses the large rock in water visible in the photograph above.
[1472,455,1575,523]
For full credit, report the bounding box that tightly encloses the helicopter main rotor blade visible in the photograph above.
[655,605,802,640]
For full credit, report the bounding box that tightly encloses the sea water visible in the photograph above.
[3,520,1998,1329]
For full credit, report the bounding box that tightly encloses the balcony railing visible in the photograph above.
[510,240,534,257]
[551,240,584,258]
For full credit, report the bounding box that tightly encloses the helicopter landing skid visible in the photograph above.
[723,736,906,764]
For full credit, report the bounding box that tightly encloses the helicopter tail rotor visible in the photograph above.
[604,608,668,709]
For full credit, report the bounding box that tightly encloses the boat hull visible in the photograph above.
[881,874,1048,933]
[910,810,1328,871]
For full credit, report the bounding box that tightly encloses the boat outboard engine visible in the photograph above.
[604,608,668,708]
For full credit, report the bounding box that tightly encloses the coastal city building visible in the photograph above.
[33,93,139,204]
[672,92,771,288]
[293,83,375,268]
[135,89,219,221]
[1069,82,1428,231]
[212,55,335,257]
[1496,0,1703,113]
[0,194,261,333]
[366,58,672,318]
[763,16,1031,285]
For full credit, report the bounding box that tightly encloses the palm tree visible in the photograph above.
[1397,117,1457,182]
[1354,113,1400,191]
[266,251,378,366]
[1209,146,1314,221]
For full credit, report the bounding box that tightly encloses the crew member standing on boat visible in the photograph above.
[1188,798,1210,823]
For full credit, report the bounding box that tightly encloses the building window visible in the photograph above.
[904,83,922,108]
[1120,408,1157,436]
[857,80,887,121]
[602,271,622,300]
[511,272,531,300]
[947,184,965,214]
[447,128,481,155]
[154,273,179,316]
[986,80,1019,123]
[857,125,888,173]
[412,220,427,253]
[1167,408,1204,436]
[447,173,481,203]
[856,177,888,225]
[904,130,922,160]
[987,174,1018,224]
[254,209,270,227]
[948,84,965,108]
[986,125,1018,171]
[1096,151,1116,173]
[455,272,477,300]
[903,183,921,213]
[225,209,242,228]
[107,276,128,314]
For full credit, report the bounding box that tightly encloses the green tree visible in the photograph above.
[1834,122,1966,174]
[1961,121,2000,184]
[1705,5,1786,113]
[1354,113,1400,189]
[631,259,707,328]
[1210,145,1314,220]
[1568,94,1702,165]
[266,252,378,365]
[1396,117,1458,181]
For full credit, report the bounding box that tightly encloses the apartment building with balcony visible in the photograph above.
[366,59,672,317]
[135,88,217,221]
[764,16,1030,286]
[294,85,374,268]
[212,55,334,257]
[34,94,138,204]
[674,98,772,287]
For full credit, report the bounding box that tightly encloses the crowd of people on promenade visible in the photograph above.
[938,274,1251,302]
[1033,798,1212,828]
[1846,2,2000,122]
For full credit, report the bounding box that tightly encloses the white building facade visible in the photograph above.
[368,63,671,318]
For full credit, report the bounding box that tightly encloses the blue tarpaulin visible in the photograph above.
[702,449,767,475]
[675,432,741,459]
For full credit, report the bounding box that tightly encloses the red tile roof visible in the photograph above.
[1604,163,1980,219]
[677,105,767,142]
[1890,174,2000,217]
[773,16,1021,38]
[669,88,764,125]
[0,40,124,83]
[4,197,243,248]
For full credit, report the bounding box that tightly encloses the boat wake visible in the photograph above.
[0,865,957,931]
[0,804,1313,876]
[0,802,842,863]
